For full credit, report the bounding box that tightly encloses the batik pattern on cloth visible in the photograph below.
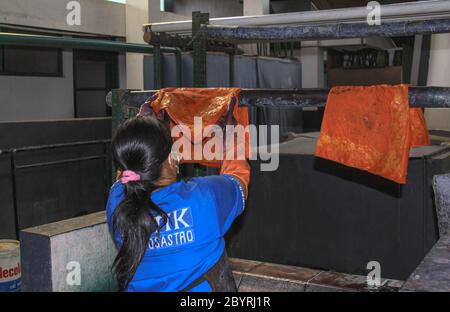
[315,84,429,184]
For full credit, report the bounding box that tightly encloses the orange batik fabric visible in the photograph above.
[147,88,250,168]
[315,84,430,184]
[409,108,431,147]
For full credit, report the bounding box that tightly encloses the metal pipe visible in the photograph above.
[192,12,209,88]
[144,0,450,34]
[0,33,182,86]
[0,32,177,54]
[239,88,450,108]
[6,139,112,239]
[203,18,450,43]
[153,45,163,89]
[175,51,182,87]
[15,155,107,170]
[120,87,450,109]
[1,139,111,154]
[229,52,235,87]
[10,152,20,239]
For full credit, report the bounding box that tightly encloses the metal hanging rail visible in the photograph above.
[144,0,450,34]
[203,18,450,43]
[0,139,111,239]
[110,87,450,111]
[0,32,181,87]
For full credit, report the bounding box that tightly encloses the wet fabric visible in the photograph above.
[145,88,250,169]
[315,85,430,184]
[410,108,431,147]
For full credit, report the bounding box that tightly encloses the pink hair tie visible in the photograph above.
[120,170,141,184]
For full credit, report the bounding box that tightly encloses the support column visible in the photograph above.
[425,34,450,131]
[242,0,270,55]
[125,0,148,90]
[299,46,324,88]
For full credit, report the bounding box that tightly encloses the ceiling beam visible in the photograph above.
[310,0,333,10]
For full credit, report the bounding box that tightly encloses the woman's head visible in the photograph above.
[110,116,173,291]
[112,115,172,184]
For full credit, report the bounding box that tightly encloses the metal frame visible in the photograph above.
[192,12,209,87]
[111,87,450,117]
[202,18,450,43]
[143,2,450,90]
[1,140,111,238]
[112,4,450,130]
[187,13,450,87]
[0,32,182,89]
[72,49,119,118]
[0,45,63,78]
[144,0,450,33]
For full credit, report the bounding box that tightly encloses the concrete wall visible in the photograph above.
[300,47,324,88]
[242,0,269,55]
[125,0,148,90]
[148,0,244,24]
[0,50,74,122]
[20,212,117,292]
[0,0,126,37]
[148,0,189,24]
[0,0,127,122]
[425,34,450,131]
[168,0,243,18]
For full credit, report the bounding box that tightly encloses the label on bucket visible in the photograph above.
[0,241,21,292]
[0,263,21,292]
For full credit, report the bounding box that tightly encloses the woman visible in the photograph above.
[106,115,249,292]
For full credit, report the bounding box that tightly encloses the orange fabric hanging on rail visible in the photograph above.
[409,108,431,147]
[146,88,250,168]
[315,84,430,184]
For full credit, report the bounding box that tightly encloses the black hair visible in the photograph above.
[111,115,172,291]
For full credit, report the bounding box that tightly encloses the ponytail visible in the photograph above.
[110,116,172,291]
[111,180,167,291]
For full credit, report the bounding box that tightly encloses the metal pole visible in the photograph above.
[0,32,178,54]
[153,44,163,89]
[0,32,182,89]
[5,139,112,238]
[203,18,450,43]
[6,139,111,153]
[119,87,450,109]
[175,49,182,87]
[229,49,235,87]
[144,0,450,33]
[10,151,20,239]
[192,12,209,87]
[14,156,107,170]
[103,142,110,206]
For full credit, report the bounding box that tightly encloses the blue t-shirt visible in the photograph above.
[106,174,245,292]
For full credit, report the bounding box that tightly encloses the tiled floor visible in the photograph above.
[401,234,450,292]
[229,258,404,292]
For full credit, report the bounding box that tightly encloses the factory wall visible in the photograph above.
[0,0,126,37]
[0,50,74,122]
[125,0,149,90]
[166,0,243,18]
[0,0,127,122]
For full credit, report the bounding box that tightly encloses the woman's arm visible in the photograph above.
[219,159,250,199]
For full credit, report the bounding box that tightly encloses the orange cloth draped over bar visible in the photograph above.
[409,108,431,147]
[147,88,250,169]
[315,84,430,184]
